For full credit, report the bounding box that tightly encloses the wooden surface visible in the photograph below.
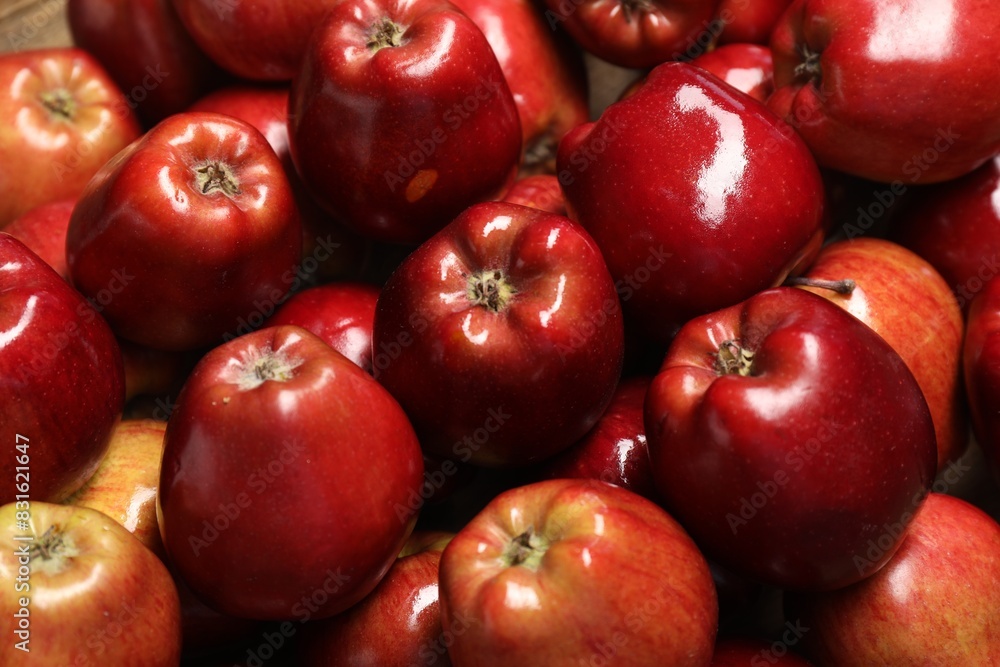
[1,0,73,53]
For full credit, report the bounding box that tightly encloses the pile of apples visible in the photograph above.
[2,0,1000,665]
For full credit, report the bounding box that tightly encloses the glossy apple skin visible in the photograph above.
[373,202,624,467]
[450,0,588,173]
[559,62,825,343]
[0,502,181,667]
[964,277,1000,482]
[645,287,937,591]
[769,0,1000,184]
[711,638,814,665]
[266,283,379,374]
[502,174,568,216]
[893,156,1000,312]
[188,85,371,282]
[541,0,722,68]
[299,532,454,667]
[289,0,522,245]
[795,238,967,473]
[0,234,124,505]
[787,494,1000,665]
[68,0,224,125]
[4,199,75,280]
[66,111,302,351]
[173,565,265,657]
[0,48,141,229]
[65,419,166,558]
[158,325,424,620]
[539,376,659,502]
[690,43,774,102]
[439,479,718,666]
[717,0,792,44]
[171,0,336,80]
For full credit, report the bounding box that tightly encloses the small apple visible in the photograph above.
[439,478,718,666]
[502,174,568,216]
[0,502,181,666]
[65,419,167,557]
[4,199,75,280]
[691,43,774,102]
[787,493,1000,665]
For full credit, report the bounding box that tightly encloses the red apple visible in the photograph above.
[0,502,181,666]
[266,282,380,374]
[289,0,522,245]
[0,233,124,505]
[372,201,624,467]
[450,0,589,173]
[964,277,1000,482]
[158,325,424,620]
[541,0,722,68]
[691,43,774,102]
[0,48,141,228]
[3,199,75,279]
[64,419,166,557]
[787,493,1000,665]
[559,61,824,343]
[793,238,967,472]
[539,376,660,502]
[170,0,336,80]
[893,155,1000,312]
[439,478,718,666]
[769,0,1000,183]
[645,287,937,590]
[68,0,224,125]
[502,174,568,216]
[298,532,454,666]
[716,0,792,45]
[66,111,302,351]
[188,85,372,282]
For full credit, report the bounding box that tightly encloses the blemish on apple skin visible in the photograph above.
[406,169,438,203]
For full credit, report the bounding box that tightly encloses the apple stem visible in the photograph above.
[503,527,549,571]
[785,276,856,295]
[794,45,822,82]
[621,0,652,22]
[227,345,304,391]
[716,340,755,377]
[38,89,76,121]
[194,161,242,197]
[367,18,405,53]
[467,268,516,313]
[29,525,80,575]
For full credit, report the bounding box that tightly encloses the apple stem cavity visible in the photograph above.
[794,45,822,83]
[194,161,242,197]
[367,17,405,53]
[785,276,856,295]
[467,268,516,313]
[29,525,81,576]
[621,0,652,22]
[227,344,304,391]
[716,340,755,377]
[503,526,549,571]
[38,89,76,121]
